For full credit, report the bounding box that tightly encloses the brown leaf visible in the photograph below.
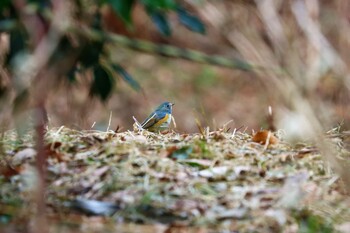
[295,147,318,158]
[45,142,66,162]
[166,146,179,157]
[0,163,23,178]
[252,130,278,145]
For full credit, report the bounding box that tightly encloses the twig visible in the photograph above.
[231,128,237,139]
[106,111,112,132]
[263,131,272,151]
[55,125,65,135]
[171,115,177,129]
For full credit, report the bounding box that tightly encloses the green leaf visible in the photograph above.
[79,40,104,68]
[108,0,135,27]
[295,209,334,233]
[90,65,115,101]
[170,146,193,160]
[111,64,141,91]
[177,7,206,34]
[49,36,74,65]
[92,12,103,30]
[67,67,77,83]
[27,0,51,10]
[141,0,177,10]
[179,159,211,168]
[0,0,11,12]
[0,214,12,224]
[148,10,171,36]
[6,29,27,66]
[79,15,104,68]
[0,19,18,32]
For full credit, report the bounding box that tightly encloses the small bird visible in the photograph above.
[140,102,174,132]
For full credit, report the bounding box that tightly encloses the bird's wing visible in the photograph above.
[141,113,159,129]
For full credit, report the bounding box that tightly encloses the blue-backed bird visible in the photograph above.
[140,102,174,132]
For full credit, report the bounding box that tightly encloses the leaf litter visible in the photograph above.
[0,127,350,232]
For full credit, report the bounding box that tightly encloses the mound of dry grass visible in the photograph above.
[1,127,350,232]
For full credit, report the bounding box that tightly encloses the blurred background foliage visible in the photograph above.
[0,0,350,133]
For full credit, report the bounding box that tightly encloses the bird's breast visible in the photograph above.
[153,114,171,128]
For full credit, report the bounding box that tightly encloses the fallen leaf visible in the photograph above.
[92,166,110,178]
[179,159,212,168]
[0,163,23,178]
[215,207,248,219]
[335,222,350,233]
[278,171,309,208]
[75,149,99,160]
[252,130,278,145]
[45,142,66,162]
[234,166,251,176]
[12,148,36,166]
[123,134,148,143]
[67,198,120,216]
[265,209,287,226]
[170,146,193,160]
[197,166,228,178]
[166,146,178,157]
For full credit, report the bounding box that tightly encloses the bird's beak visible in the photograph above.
[171,103,175,106]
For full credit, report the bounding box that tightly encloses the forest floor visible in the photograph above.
[0,127,350,233]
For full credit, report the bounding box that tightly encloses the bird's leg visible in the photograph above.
[132,116,144,131]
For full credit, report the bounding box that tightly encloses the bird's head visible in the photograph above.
[157,102,174,113]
